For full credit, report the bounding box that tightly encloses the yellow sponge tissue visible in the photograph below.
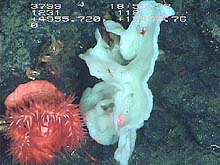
[80,1,175,165]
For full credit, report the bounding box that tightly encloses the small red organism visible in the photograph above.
[140,27,147,36]
[117,115,125,127]
[178,70,188,77]
[5,80,86,165]
[49,67,60,80]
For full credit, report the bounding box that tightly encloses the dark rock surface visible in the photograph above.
[0,0,220,164]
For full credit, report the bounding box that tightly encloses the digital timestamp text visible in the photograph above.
[30,3,187,28]
[30,3,104,28]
